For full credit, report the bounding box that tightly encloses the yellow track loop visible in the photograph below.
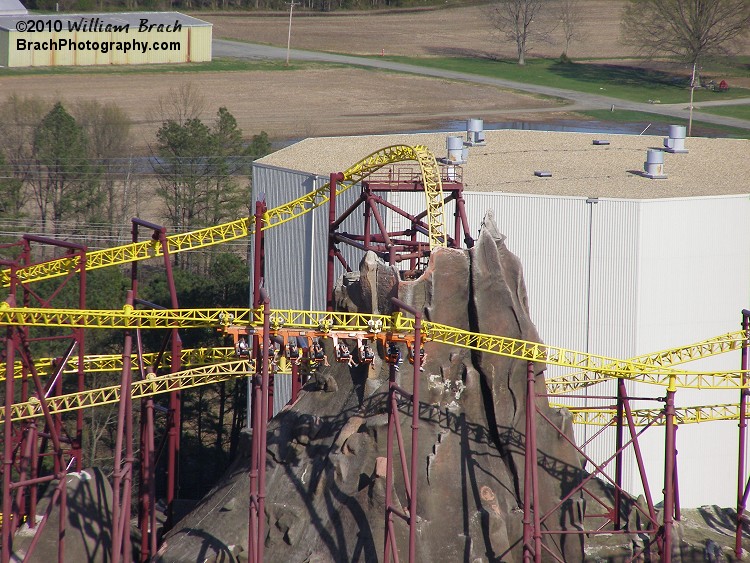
[546,330,748,394]
[2,347,237,381]
[413,148,447,248]
[1,145,446,288]
[560,403,741,427]
[0,360,256,424]
[263,144,445,241]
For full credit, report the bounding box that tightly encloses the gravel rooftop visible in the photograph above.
[256,129,750,200]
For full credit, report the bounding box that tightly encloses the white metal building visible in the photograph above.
[252,129,750,508]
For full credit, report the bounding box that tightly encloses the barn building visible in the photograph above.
[0,11,211,67]
[251,127,750,508]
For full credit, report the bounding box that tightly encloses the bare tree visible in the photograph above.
[73,100,134,234]
[621,0,750,69]
[558,0,587,58]
[0,95,49,199]
[149,82,207,127]
[490,0,555,65]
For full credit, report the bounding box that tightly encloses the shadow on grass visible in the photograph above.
[549,61,689,89]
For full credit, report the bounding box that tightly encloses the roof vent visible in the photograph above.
[465,118,486,146]
[663,125,688,153]
[442,136,467,164]
[643,149,667,179]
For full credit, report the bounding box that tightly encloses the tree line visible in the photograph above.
[492,0,750,69]
[0,87,269,265]
[0,86,271,497]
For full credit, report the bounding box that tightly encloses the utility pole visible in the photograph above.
[688,62,697,136]
[286,1,300,67]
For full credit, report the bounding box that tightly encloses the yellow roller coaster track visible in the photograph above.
[545,330,749,394]
[4,306,747,384]
[2,347,238,381]
[0,145,446,289]
[561,403,741,427]
[0,360,255,424]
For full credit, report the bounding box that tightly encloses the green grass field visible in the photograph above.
[697,105,750,122]
[0,58,339,77]
[581,109,750,138]
[378,56,750,105]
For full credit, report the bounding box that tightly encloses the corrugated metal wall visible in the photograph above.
[187,26,211,62]
[252,164,323,311]
[631,195,750,507]
[0,29,7,66]
[253,162,750,507]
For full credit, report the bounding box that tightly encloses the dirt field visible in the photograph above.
[0,67,564,151]
[205,2,636,59]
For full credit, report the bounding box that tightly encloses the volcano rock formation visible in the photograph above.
[156,211,587,562]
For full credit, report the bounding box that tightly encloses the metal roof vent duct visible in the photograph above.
[465,118,486,146]
[643,149,667,179]
[444,135,467,164]
[663,125,688,153]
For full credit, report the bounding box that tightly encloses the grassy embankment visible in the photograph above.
[0,58,337,76]
[374,55,750,136]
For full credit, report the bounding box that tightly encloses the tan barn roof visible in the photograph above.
[256,130,750,200]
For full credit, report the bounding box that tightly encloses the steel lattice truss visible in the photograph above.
[561,403,740,427]
[2,305,749,385]
[2,347,237,380]
[0,360,255,424]
[545,330,749,392]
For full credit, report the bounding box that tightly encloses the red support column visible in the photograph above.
[139,392,155,562]
[673,425,680,522]
[248,355,262,563]
[383,299,422,563]
[662,375,677,563]
[112,290,135,563]
[249,289,271,562]
[74,251,87,472]
[258,292,271,562]
[326,173,344,312]
[2,322,16,563]
[614,377,624,529]
[253,200,266,309]
[383,356,397,563]
[737,309,750,559]
[523,361,541,562]
[408,311,421,562]
[363,192,372,249]
[455,194,473,248]
[161,228,183,532]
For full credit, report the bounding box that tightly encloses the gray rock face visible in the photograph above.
[157,212,586,562]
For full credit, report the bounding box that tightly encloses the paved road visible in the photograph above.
[214,39,750,131]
